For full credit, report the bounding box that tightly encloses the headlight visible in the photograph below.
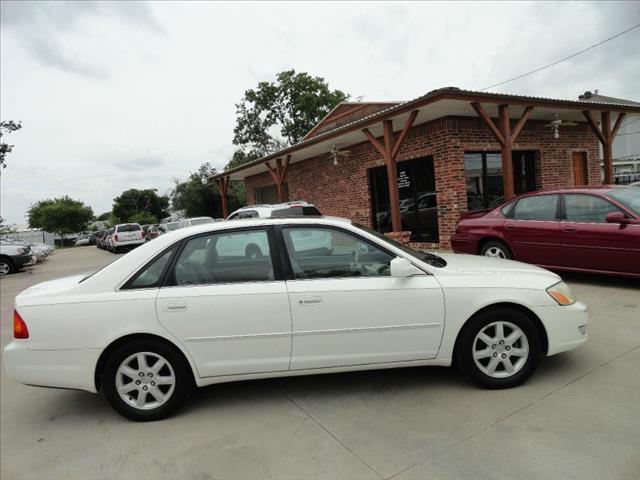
[16,247,25,254]
[546,281,576,306]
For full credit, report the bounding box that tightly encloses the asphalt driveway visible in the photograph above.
[1,247,638,479]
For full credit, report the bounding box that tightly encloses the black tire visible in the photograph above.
[455,306,542,389]
[245,243,263,259]
[0,256,16,276]
[480,240,512,260]
[102,339,193,421]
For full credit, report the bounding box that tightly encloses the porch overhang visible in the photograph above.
[213,87,640,182]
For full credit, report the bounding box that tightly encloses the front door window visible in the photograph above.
[369,156,438,242]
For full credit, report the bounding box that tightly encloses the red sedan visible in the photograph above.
[451,186,640,278]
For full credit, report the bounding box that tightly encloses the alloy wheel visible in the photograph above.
[472,321,529,378]
[484,246,507,259]
[116,352,176,410]
[0,262,10,276]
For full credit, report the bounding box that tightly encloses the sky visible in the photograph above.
[1,0,639,225]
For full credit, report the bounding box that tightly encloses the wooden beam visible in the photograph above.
[381,120,402,232]
[391,110,419,160]
[609,112,626,142]
[498,104,515,201]
[510,106,534,143]
[361,128,387,159]
[471,102,505,146]
[582,111,607,145]
[214,176,230,218]
[601,111,613,184]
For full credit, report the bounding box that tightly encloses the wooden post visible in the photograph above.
[265,154,291,203]
[362,110,419,232]
[471,103,533,201]
[214,176,230,219]
[583,111,626,184]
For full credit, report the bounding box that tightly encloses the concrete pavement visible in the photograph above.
[1,247,638,479]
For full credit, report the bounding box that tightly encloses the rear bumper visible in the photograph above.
[113,240,144,248]
[3,341,100,393]
[532,301,589,356]
[450,235,477,254]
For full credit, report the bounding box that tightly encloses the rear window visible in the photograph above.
[271,206,322,217]
[117,224,141,232]
[190,217,214,226]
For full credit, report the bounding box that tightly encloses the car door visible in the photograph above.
[502,194,562,266]
[280,225,445,370]
[560,193,640,274]
[155,227,292,378]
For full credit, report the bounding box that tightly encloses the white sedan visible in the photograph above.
[4,217,588,421]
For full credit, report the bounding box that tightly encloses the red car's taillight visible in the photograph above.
[13,310,29,339]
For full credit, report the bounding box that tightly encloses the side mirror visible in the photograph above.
[390,257,425,277]
[605,212,629,224]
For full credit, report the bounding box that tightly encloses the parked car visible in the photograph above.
[0,241,34,276]
[145,225,162,242]
[160,222,182,233]
[4,217,588,421]
[227,201,322,220]
[110,223,145,253]
[227,202,330,255]
[103,228,115,251]
[74,234,92,247]
[179,217,215,228]
[451,186,640,278]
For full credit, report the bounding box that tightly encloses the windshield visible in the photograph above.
[352,223,447,268]
[607,188,639,216]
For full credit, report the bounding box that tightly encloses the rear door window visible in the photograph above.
[512,195,558,221]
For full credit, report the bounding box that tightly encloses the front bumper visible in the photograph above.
[3,341,100,393]
[13,253,35,268]
[532,301,589,356]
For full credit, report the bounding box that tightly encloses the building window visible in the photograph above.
[254,184,288,204]
[369,156,439,243]
[464,151,537,211]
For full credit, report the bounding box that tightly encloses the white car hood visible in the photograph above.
[430,252,561,289]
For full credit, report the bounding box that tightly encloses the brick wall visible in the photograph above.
[245,116,600,248]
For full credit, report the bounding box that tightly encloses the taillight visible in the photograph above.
[13,310,29,339]
[114,234,119,242]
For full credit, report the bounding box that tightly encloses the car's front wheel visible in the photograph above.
[456,307,542,389]
[102,339,193,421]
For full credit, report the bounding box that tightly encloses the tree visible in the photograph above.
[230,70,349,167]
[27,196,94,238]
[130,212,158,225]
[0,120,22,170]
[171,162,245,218]
[112,189,169,223]
[96,212,112,221]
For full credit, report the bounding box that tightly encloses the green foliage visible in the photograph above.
[130,212,158,226]
[96,212,112,221]
[225,150,261,171]
[171,162,245,218]
[27,196,94,237]
[230,70,349,167]
[0,120,22,169]
[112,189,169,223]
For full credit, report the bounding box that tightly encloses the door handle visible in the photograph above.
[562,226,577,232]
[164,301,187,312]
[505,224,516,231]
[298,296,322,306]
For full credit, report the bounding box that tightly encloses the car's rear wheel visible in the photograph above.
[480,240,512,260]
[102,340,192,421]
[0,257,15,276]
[456,307,542,389]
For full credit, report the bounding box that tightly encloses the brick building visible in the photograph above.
[213,88,640,249]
